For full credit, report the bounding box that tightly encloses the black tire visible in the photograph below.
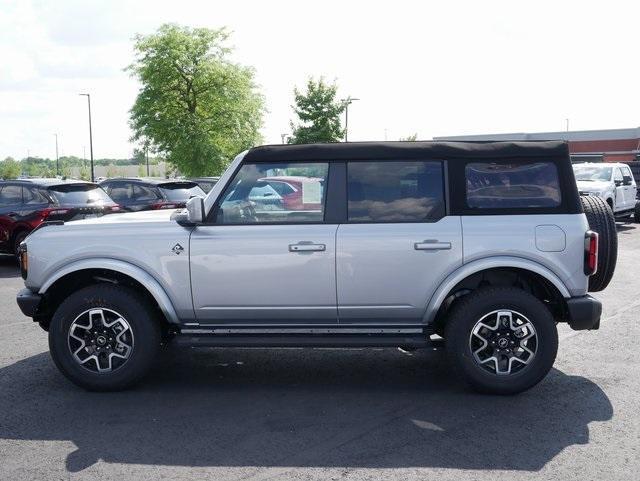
[12,230,28,258]
[635,202,640,223]
[580,195,617,292]
[445,287,558,395]
[49,284,161,391]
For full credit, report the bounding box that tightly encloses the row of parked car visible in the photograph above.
[0,173,333,257]
[0,176,218,256]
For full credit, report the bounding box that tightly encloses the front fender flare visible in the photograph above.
[422,256,572,325]
[39,258,180,324]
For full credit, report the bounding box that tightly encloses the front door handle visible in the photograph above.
[289,242,326,252]
[414,240,452,251]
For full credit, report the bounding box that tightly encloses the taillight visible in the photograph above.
[40,208,70,219]
[151,202,177,210]
[108,205,122,212]
[584,230,598,276]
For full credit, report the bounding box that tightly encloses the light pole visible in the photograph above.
[341,97,359,142]
[145,143,150,176]
[54,133,59,176]
[79,93,95,182]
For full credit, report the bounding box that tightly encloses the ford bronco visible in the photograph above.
[16,141,616,394]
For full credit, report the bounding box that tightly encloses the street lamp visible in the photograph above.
[79,93,95,182]
[341,97,359,142]
[53,133,59,176]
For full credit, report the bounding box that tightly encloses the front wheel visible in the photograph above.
[49,284,161,391]
[445,287,558,395]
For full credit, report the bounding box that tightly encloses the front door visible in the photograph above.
[190,160,338,325]
[613,167,625,212]
[336,160,463,324]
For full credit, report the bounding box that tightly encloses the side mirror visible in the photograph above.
[173,196,205,226]
[623,175,633,186]
[614,179,623,187]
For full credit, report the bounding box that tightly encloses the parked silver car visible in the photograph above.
[16,141,615,394]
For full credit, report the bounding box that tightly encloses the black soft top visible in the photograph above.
[244,141,569,162]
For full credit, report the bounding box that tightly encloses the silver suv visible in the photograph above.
[16,141,614,394]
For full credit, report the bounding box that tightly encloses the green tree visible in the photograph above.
[289,77,346,144]
[399,133,418,141]
[0,157,22,179]
[128,24,264,176]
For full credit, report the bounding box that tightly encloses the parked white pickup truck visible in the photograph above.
[573,162,637,220]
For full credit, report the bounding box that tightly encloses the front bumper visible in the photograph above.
[566,295,602,330]
[16,287,42,318]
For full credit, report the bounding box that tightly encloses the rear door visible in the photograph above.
[336,160,462,324]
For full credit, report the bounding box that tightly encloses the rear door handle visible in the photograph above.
[289,243,326,252]
[414,240,452,251]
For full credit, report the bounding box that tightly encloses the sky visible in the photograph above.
[1,0,639,160]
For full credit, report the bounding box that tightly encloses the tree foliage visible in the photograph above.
[128,24,265,176]
[289,77,346,144]
[0,157,21,179]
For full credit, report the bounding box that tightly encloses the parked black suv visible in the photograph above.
[0,178,119,256]
[99,178,205,212]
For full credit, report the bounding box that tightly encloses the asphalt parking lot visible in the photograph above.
[1,227,639,481]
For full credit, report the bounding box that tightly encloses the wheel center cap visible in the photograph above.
[96,335,107,346]
[497,338,509,348]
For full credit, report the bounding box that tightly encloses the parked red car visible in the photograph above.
[0,178,120,257]
[261,176,324,211]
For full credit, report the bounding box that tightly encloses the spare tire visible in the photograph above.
[580,195,617,292]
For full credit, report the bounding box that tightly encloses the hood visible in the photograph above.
[576,180,611,192]
[66,208,179,226]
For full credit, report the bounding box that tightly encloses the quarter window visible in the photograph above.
[465,162,561,209]
[347,161,445,222]
[217,162,328,224]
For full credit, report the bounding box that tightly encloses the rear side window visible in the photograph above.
[347,161,445,222]
[106,183,132,202]
[0,185,23,205]
[465,162,561,209]
[133,184,161,201]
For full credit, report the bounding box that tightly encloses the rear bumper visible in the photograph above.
[16,287,42,318]
[566,295,602,330]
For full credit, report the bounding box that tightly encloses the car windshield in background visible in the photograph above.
[49,184,112,205]
[159,182,205,201]
[573,165,612,181]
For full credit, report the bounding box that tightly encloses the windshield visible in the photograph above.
[159,182,205,201]
[573,165,612,181]
[49,184,113,204]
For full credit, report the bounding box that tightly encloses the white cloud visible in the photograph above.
[1,0,639,159]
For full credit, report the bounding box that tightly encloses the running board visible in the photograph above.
[174,333,437,349]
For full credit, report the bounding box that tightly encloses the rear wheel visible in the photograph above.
[445,287,558,395]
[49,284,161,391]
[635,202,640,223]
[580,195,617,292]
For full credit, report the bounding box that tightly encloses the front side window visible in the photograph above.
[347,161,445,222]
[217,162,328,224]
[613,168,623,182]
[466,162,561,209]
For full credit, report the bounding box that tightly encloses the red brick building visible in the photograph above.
[435,127,640,163]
